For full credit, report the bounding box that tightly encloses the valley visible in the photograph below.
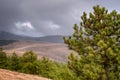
[2,41,70,62]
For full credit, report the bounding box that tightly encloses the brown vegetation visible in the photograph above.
[2,41,70,62]
[0,69,51,80]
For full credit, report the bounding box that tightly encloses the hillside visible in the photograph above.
[0,31,64,43]
[2,41,70,62]
[0,69,51,80]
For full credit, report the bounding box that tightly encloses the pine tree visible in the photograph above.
[0,48,8,69]
[10,52,21,71]
[22,51,37,63]
[21,51,38,74]
[63,5,120,80]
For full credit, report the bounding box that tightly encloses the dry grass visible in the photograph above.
[0,69,51,80]
[3,41,71,62]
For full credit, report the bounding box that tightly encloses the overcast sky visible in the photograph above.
[0,0,120,37]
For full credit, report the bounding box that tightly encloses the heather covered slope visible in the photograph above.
[0,69,51,80]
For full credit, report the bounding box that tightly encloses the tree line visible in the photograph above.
[0,48,77,80]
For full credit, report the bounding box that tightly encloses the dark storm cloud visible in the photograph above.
[0,0,21,30]
[0,0,120,37]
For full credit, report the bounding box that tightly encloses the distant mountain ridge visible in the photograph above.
[0,31,64,43]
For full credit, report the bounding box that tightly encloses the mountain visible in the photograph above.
[0,31,32,40]
[36,35,64,43]
[0,31,69,62]
[0,31,64,43]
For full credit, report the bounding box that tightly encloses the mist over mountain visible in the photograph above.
[0,31,64,43]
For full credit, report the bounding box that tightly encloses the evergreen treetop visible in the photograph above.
[64,5,120,80]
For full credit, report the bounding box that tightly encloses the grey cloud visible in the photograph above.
[0,0,120,37]
[0,0,22,30]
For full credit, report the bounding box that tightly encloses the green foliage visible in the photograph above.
[22,51,37,63]
[54,63,77,80]
[9,52,22,71]
[35,57,57,78]
[64,5,120,80]
[33,57,75,80]
[0,48,8,68]
[21,62,37,74]
[21,51,38,74]
[0,49,76,80]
